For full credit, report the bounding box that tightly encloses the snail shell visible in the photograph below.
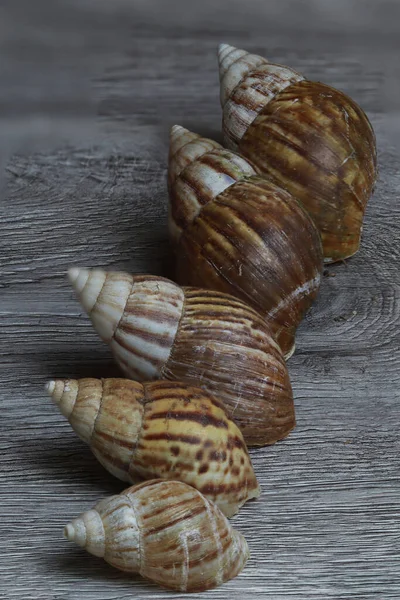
[169,125,323,357]
[64,479,249,592]
[68,267,295,447]
[47,377,260,517]
[218,44,377,263]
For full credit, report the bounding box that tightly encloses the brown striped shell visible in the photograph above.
[169,125,323,357]
[47,377,260,517]
[64,479,249,592]
[68,267,295,446]
[219,44,378,263]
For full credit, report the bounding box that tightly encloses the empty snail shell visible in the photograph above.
[68,267,295,447]
[218,44,377,263]
[47,377,260,517]
[169,125,323,357]
[64,479,249,592]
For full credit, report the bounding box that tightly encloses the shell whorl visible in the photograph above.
[218,43,268,107]
[46,378,102,444]
[168,127,256,243]
[65,493,141,571]
[64,509,106,558]
[45,379,79,419]
[168,125,221,188]
[64,480,249,592]
[69,269,185,381]
[174,176,323,357]
[219,45,305,150]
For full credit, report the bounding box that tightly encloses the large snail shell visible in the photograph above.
[68,268,295,447]
[64,479,249,592]
[47,377,260,517]
[219,44,377,263]
[169,125,323,357]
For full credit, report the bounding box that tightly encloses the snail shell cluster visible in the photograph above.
[219,44,377,262]
[64,479,249,592]
[41,43,377,594]
[68,267,295,447]
[47,377,260,517]
[168,124,323,357]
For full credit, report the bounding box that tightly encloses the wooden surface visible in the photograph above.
[1,1,399,598]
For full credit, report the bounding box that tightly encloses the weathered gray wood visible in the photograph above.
[1,1,399,598]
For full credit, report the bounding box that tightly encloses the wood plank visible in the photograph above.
[1,1,399,598]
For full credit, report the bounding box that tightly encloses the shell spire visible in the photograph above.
[46,378,103,445]
[64,480,249,592]
[64,509,106,558]
[45,379,79,420]
[218,43,268,107]
[168,125,221,189]
[218,44,305,149]
[168,127,256,244]
[69,268,185,381]
[169,125,199,158]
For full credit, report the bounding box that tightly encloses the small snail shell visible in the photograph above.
[64,479,249,592]
[218,44,377,263]
[47,377,260,517]
[169,125,323,357]
[68,267,295,447]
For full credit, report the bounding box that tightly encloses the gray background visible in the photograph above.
[0,1,399,598]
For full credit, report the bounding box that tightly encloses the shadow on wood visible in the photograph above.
[35,348,123,381]
[11,436,128,493]
[47,547,149,588]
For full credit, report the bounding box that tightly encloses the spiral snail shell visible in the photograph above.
[219,44,377,263]
[47,377,260,517]
[68,267,295,447]
[64,479,249,592]
[169,125,323,357]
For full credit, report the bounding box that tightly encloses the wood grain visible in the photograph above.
[1,1,399,599]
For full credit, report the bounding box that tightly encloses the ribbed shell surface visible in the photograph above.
[126,480,249,592]
[68,480,249,592]
[218,44,268,105]
[51,377,260,517]
[134,381,260,516]
[238,80,377,262]
[163,288,295,446]
[75,271,185,381]
[222,63,305,150]
[69,269,295,447]
[168,126,222,189]
[169,138,256,244]
[175,176,323,356]
[81,378,145,482]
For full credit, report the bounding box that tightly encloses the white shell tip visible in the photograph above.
[218,43,236,57]
[63,517,87,548]
[171,124,189,137]
[64,523,76,541]
[44,380,56,396]
[67,267,85,284]
[68,267,95,299]
[169,125,200,158]
[170,125,192,147]
[218,43,239,67]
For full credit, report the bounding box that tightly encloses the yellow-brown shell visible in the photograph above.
[64,479,249,592]
[219,44,378,262]
[68,268,295,447]
[169,126,323,356]
[47,377,260,517]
